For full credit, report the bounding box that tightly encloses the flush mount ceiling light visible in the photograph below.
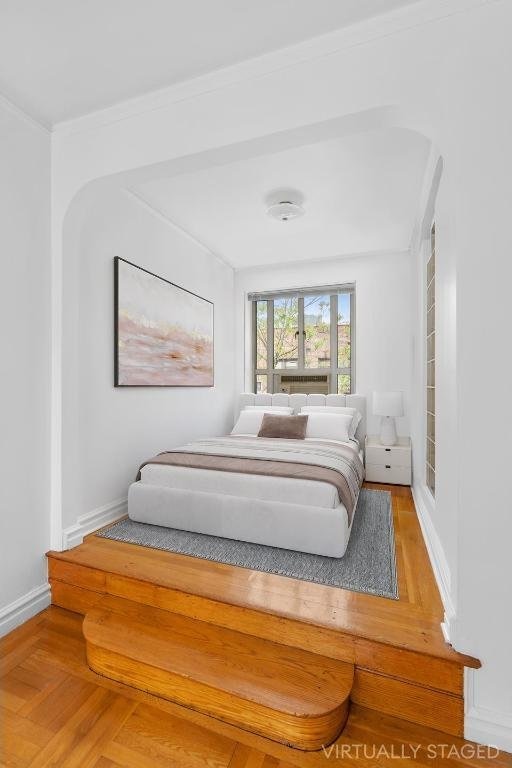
[266,200,305,222]
[265,188,305,222]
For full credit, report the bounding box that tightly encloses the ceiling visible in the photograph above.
[134,128,431,269]
[0,0,418,125]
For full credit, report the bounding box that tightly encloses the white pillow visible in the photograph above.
[244,405,293,414]
[232,410,291,436]
[300,406,362,439]
[305,412,354,443]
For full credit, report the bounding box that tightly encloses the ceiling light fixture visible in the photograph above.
[265,188,305,222]
[266,200,305,222]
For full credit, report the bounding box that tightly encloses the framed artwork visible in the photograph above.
[114,257,214,387]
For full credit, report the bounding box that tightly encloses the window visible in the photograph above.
[426,224,435,496]
[251,284,354,394]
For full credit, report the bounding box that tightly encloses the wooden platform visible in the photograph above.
[46,483,480,745]
[3,607,510,768]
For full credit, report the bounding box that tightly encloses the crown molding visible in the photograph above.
[53,0,489,138]
[0,90,51,133]
[234,248,409,274]
[124,188,234,270]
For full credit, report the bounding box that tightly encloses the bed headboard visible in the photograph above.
[238,392,367,444]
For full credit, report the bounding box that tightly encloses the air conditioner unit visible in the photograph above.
[277,374,329,395]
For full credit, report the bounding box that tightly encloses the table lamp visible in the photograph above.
[372,391,403,446]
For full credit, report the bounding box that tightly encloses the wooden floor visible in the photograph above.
[1,606,510,768]
[4,483,509,766]
[48,483,476,665]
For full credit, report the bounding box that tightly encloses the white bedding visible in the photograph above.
[139,438,362,510]
[128,436,363,558]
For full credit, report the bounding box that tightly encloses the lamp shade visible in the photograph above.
[373,391,403,417]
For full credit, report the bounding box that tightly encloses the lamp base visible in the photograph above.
[379,416,397,446]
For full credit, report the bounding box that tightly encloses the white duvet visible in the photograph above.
[139,437,362,511]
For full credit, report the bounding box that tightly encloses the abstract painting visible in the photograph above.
[114,257,214,386]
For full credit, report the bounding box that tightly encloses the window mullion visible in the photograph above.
[329,294,337,393]
[350,290,355,392]
[268,299,274,393]
[297,297,305,370]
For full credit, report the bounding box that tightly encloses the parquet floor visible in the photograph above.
[2,606,511,768]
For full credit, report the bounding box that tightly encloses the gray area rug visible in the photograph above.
[98,488,397,599]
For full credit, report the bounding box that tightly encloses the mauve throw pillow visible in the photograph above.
[257,413,308,439]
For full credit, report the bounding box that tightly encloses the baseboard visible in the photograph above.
[465,670,512,752]
[0,583,51,637]
[411,483,457,642]
[62,497,127,550]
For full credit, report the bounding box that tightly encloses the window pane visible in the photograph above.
[256,374,268,394]
[427,331,435,363]
[427,360,435,387]
[304,295,330,368]
[427,275,435,311]
[427,437,435,468]
[427,385,435,415]
[274,297,298,369]
[256,300,268,369]
[426,463,435,495]
[337,293,351,369]
[427,305,435,336]
[338,374,351,394]
[427,412,435,442]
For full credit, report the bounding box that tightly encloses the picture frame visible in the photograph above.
[114,257,214,387]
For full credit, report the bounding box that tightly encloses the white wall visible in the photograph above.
[61,188,235,534]
[0,100,51,632]
[235,251,412,437]
[47,0,512,749]
[452,14,512,743]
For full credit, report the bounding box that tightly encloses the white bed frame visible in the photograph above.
[128,393,366,558]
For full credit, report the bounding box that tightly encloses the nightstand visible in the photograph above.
[365,435,411,485]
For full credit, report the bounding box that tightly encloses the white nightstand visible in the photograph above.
[365,435,411,485]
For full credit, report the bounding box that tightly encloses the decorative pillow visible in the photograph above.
[244,405,294,414]
[300,406,361,439]
[258,413,308,440]
[304,412,354,443]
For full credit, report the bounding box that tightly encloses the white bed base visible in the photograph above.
[128,482,352,558]
[127,393,366,558]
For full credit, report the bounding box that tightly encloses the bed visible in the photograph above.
[128,393,366,558]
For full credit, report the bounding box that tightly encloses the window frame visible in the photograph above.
[251,284,355,394]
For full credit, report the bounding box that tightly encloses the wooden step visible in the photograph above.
[83,596,354,750]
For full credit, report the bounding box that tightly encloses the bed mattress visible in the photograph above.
[140,464,341,508]
[139,440,362,511]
